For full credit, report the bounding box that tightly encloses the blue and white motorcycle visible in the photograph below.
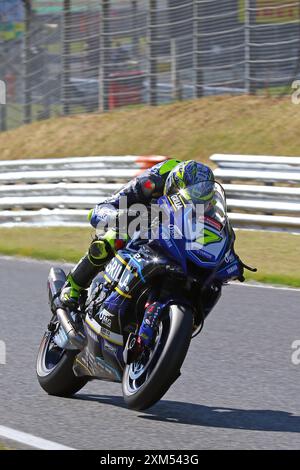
[36,182,256,410]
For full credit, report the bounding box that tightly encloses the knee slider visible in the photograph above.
[89,240,110,266]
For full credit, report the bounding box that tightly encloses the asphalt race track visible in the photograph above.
[0,257,300,450]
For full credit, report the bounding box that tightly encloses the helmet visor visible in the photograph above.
[173,181,227,226]
[178,181,215,205]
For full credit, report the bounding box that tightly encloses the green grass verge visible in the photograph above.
[0,227,298,287]
[0,443,10,450]
[1,95,300,162]
[235,230,300,287]
[0,227,93,263]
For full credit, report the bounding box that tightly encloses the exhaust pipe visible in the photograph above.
[56,308,86,350]
[48,267,86,350]
[48,267,67,311]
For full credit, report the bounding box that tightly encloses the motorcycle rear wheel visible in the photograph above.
[36,331,88,397]
[122,304,193,411]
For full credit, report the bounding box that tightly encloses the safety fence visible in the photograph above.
[0,154,299,232]
[1,1,300,131]
[212,154,300,231]
[0,155,166,226]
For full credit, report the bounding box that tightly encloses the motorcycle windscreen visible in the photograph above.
[157,181,229,269]
[184,182,229,267]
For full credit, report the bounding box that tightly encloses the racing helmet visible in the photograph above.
[164,160,215,208]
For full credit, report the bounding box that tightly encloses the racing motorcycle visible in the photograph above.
[36,182,256,410]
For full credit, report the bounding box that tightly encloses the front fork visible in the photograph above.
[123,296,193,365]
[123,301,164,365]
[138,301,163,346]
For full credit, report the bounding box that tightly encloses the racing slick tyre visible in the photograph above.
[122,304,193,411]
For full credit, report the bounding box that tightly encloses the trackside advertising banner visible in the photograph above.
[239,0,300,23]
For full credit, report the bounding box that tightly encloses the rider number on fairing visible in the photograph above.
[196,228,222,246]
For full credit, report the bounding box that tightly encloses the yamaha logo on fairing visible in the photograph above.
[224,250,235,264]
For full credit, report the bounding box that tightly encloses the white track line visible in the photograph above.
[229,282,300,293]
[0,425,75,450]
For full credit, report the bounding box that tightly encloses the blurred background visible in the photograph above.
[1,1,300,453]
[1,0,300,130]
[0,0,299,288]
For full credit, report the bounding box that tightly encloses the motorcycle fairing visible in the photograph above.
[74,312,124,382]
[154,194,234,273]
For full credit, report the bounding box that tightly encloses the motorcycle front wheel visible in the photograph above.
[122,304,193,411]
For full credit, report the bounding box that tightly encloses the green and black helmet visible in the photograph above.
[164,160,215,205]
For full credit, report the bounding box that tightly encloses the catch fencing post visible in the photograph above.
[23,0,33,124]
[62,0,71,116]
[132,0,139,59]
[195,0,204,98]
[0,106,7,132]
[171,39,181,101]
[249,0,257,95]
[100,0,111,112]
[0,79,6,131]
[245,0,256,95]
[149,0,158,106]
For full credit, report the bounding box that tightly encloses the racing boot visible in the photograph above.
[60,238,112,309]
[60,230,128,309]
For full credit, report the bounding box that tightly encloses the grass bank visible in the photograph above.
[0,227,298,287]
[0,443,10,450]
[0,95,299,162]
